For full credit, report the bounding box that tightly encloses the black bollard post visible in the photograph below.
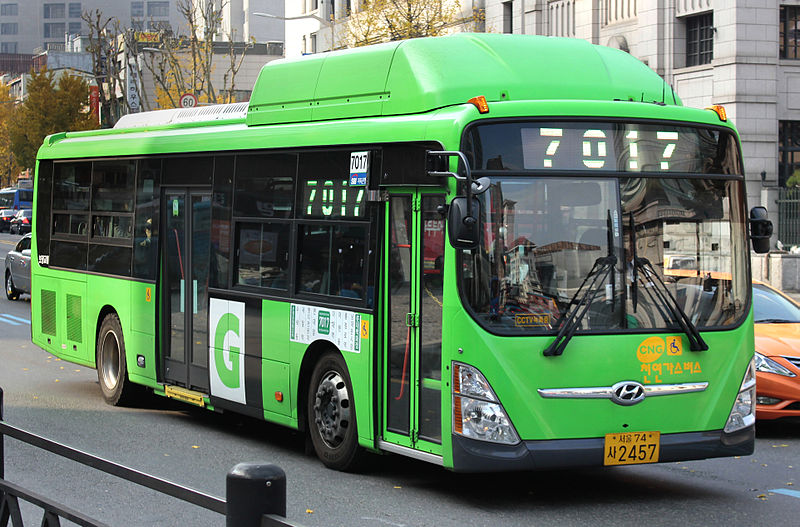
[1,386,5,525]
[0,386,4,481]
[226,463,286,527]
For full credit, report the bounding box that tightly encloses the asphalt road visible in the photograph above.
[1,231,799,526]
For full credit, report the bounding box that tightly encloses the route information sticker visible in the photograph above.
[290,304,362,353]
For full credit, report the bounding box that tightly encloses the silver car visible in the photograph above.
[5,233,31,300]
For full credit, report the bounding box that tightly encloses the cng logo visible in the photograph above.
[318,311,331,335]
[209,298,246,404]
[636,337,665,363]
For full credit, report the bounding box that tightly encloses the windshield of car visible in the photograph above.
[753,284,800,323]
[459,121,748,336]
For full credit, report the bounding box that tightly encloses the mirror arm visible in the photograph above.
[427,150,475,223]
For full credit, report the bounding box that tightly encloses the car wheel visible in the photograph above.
[97,313,141,406]
[5,272,18,301]
[307,352,362,471]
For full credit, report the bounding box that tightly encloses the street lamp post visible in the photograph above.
[253,10,335,54]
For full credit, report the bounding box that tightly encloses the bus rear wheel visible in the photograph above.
[97,313,138,406]
[307,352,361,471]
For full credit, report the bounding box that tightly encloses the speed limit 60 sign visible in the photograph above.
[180,93,198,108]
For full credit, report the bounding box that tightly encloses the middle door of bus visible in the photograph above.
[383,190,445,455]
[162,188,212,392]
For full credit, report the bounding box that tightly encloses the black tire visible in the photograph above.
[5,272,18,301]
[307,352,362,471]
[96,313,139,406]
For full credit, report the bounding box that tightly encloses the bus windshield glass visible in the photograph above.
[460,122,749,335]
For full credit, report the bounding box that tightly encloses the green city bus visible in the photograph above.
[30,33,772,472]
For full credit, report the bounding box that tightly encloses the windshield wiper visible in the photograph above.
[633,257,709,351]
[755,318,798,324]
[544,212,617,357]
[543,254,616,356]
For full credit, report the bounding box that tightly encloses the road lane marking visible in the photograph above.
[770,488,800,499]
[0,315,22,326]
[2,313,30,324]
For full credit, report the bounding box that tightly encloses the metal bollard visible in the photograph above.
[1,386,4,481]
[226,463,286,527]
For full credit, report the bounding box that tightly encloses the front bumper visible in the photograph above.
[451,425,754,473]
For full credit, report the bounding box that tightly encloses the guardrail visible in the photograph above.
[0,387,304,526]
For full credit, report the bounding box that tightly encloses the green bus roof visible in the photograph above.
[246,32,678,126]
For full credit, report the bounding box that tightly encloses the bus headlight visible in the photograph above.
[453,363,520,445]
[724,359,756,434]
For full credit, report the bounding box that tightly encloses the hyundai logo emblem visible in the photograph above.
[610,381,646,406]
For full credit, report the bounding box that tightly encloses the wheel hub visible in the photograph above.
[101,331,121,390]
[313,371,351,448]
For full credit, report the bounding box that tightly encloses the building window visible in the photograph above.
[1,23,18,35]
[1,42,17,53]
[0,4,18,16]
[503,1,513,34]
[686,12,713,67]
[69,21,81,34]
[147,1,169,17]
[310,32,317,53]
[780,121,800,187]
[130,1,143,17]
[781,6,800,59]
[43,22,65,38]
[44,3,66,19]
[69,2,81,18]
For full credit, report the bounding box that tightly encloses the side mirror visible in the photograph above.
[448,197,480,249]
[749,206,773,254]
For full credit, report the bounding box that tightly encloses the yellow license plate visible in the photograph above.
[604,431,660,466]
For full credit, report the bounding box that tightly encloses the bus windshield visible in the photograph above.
[460,122,749,336]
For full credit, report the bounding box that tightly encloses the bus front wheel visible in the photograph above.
[97,313,137,406]
[307,352,361,471]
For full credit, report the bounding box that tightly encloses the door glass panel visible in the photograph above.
[387,196,412,434]
[191,194,211,369]
[166,193,186,363]
[419,195,445,443]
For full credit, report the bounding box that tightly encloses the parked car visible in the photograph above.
[9,209,31,234]
[753,281,800,419]
[5,233,30,300]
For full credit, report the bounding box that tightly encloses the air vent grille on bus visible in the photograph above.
[113,102,249,129]
[41,289,56,336]
[66,294,82,343]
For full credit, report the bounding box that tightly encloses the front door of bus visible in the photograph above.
[384,191,445,454]
[163,189,212,392]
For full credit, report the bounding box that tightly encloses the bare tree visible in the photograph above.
[345,0,465,47]
[82,9,129,126]
[141,0,252,107]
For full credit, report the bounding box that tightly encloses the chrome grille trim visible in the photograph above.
[782,356,800,369]
[538,382,709,400]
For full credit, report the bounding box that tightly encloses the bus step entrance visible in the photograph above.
[164,385,207,407]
